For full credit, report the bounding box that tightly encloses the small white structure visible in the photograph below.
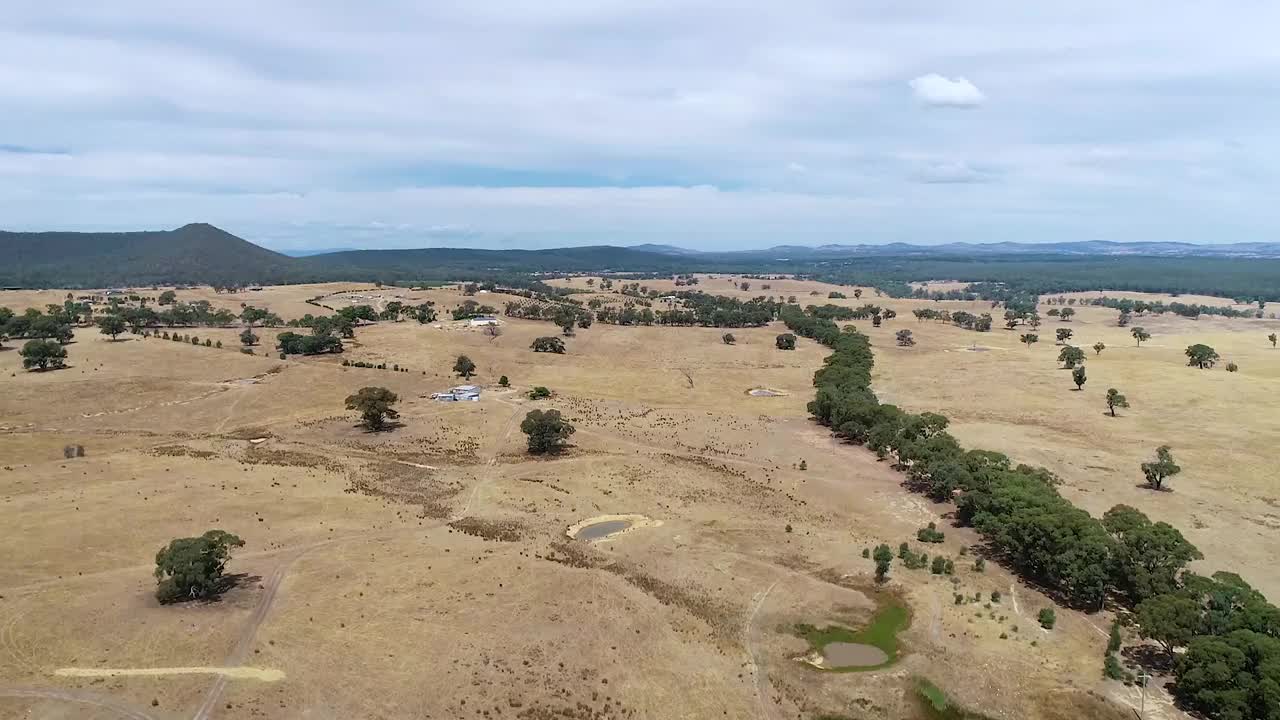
[432,385,482,402]
[468,316,499,327]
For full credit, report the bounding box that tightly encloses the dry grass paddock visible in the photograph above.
[2,278,1256,719]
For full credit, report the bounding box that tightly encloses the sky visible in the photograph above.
[2,2,1278,252]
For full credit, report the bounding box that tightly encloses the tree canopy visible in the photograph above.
[531,336,566,354]
[20,339,67,371]
[453,355,476,379]
[154,529,244,603]
[1105,388,1129,417]
[775,333,797,350]
[1141,445,1181,491]
[97,314,126,340]
[1058,345,1085,368]
[345,386,400,431]
[1185,343,1220,369]
[521,409,575,454]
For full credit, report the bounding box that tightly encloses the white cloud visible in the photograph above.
[1,1,1279,247]
[909,73,985,108]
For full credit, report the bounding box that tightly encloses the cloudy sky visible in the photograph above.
[2,2,1278,251]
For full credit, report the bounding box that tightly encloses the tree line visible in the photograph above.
[779,304,1280,719]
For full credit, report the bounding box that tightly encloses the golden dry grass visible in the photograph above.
[0,280,1214,719]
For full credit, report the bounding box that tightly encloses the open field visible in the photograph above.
[5,278,1266,719]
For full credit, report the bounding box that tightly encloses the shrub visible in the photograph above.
[498,375,510,387]
[528,386,551,400]
[775,333,797,350]
[1226,362,1239,372]
[991,590,1001,603]
[1102,653,1125,680]
[917,522,945,543]
[1038,608,1056,630]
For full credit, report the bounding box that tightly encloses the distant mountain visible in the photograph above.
[280,247,363,257]
[300,245,692,279]
[747,240,1280,259]
[0,223,296,287]
[2,223,1278,289]
[633,240,1280,259]
[627,243,703,256]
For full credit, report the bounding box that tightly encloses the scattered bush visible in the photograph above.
[917,522,945,543]
[528,386,551,400]
[1038,608,1056,630]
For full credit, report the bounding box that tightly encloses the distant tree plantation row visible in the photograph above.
[779,304,1280,720]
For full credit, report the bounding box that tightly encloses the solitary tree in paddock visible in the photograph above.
[453,354,477,379]
[239,328,258,346]
[521,409,575,454]
[1060,307,1075,322]
[896,329,915,346]
[775,333,796,350]
[154,530,243,603]
[1105,388,1129,417]
[1184,344,1219,369]
[1058,345,1085,369]
[1269,333,1276,348]
[722,332,736,345]
[531,336,566,354]
[1093,342,1106,356]
[1020,333,1038,347]
[1072,365,1087,390]
[1117,310,1131,327]
[1141,445,1181,491]
[1056,328,1073,344]
[345,386,400,431]
[1132,327,1151,347]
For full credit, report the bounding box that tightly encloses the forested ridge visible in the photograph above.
[4,225,1280,304]
[781,304,1280,720]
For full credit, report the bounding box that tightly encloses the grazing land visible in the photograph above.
[1,277,1273,720]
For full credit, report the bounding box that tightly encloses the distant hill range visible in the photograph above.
[638,240,1280,260]
[2,223,1279,288]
